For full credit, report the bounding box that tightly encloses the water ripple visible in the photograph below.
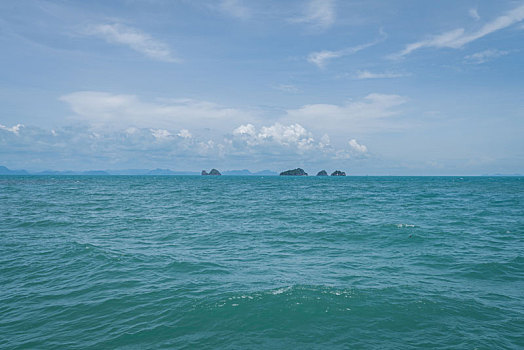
[1,176,523,349]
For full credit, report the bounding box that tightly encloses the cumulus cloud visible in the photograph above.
[464,49,509,64]
[233,123,314,150]
[0,123,368,170]
[52,90,412,168]
[392,4,524,58]
[0,124,211,168]
[228,122,368,163]
[85,23,178,62]
[177,129,192,138]
[233,123,257,137]
[259,123,312,145]
[291,0,335,30]
[348,139,367,153]
[151,129,172,140]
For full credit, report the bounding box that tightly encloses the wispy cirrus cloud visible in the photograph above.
[274,84,300,93]
[308,31,386,68]
[307,50,343,68]
[464,49,509,64]
[291,0,336,30]
[469,8,480,21]
[355,70,408,79]
[85,23,178,62]
[218,0,251,20]
[392,4,524,58]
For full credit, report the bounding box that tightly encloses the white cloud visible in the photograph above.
[291,0,335,30]
[219,0,250,19]
[393,5,524,58]
[259,123,314,149]
[229,123,369,161]
[284,93,407,132]
[355,70,407,79]
[307,50,343,68]
[320,134,331,147]
[0,124,211,168]
[308,32,386,68]
[56,91,407,164]
[177,129,192,138]
[126,127,138,135]
[464,49,509,64]
[60,91,253,132]
[0,123,24,135]
[348,139,367,153]
[85,23,177,62]
[233,123,256,136]
[469,8,480,21]
[151,129,172,140]
[233,123,314,150]
[0,122,370,170]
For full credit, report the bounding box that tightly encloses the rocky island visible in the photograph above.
[201,169,221,175]
[316,170,328,176]
[331,170,346,176]
[280,168,308,176]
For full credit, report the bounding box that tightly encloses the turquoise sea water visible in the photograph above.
[1,176,523,349]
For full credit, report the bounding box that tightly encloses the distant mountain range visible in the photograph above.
[0,166,29,175]
[0,166,278,176]
[222,169,277,176]
[2,165,522,176]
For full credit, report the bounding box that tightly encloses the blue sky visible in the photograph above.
[1,0,523,174]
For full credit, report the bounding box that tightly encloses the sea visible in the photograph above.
[1,176,523,349]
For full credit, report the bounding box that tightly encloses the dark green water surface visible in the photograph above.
[1,176,523,349]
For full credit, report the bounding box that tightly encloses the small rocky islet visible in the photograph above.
[201,169,221,176]
[279,168,347,176]
[279,168,308,176]
[200,168,346,176]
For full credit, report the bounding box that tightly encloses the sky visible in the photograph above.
[1,0,523,175]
